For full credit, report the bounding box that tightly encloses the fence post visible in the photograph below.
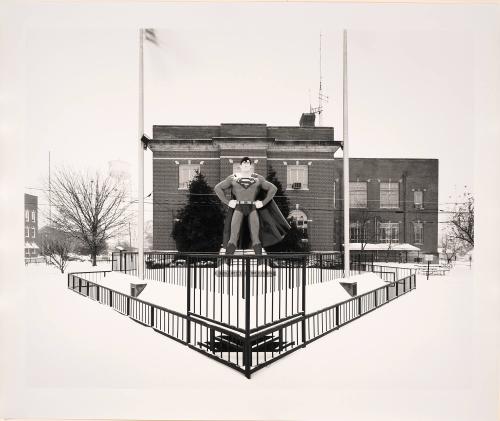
[186,256,191,344]
[244,256,252,378]
[374,289,378,307]
[67,274,70,289]
[386,285,389,301]
[97,285,100,302]
[358,297,362,316]
[163,254,166,283]
[78,277,81,294]
[302,256,307,347]
[335,305,340,327]
[109,291,113,307]
[126,297,130,315]
[319,254,323,283]
[150,305,155,327]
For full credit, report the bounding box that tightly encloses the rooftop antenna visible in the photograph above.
[310,31,329,126]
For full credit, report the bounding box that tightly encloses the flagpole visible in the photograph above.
[138,28,145,280]
[343,29,350,279]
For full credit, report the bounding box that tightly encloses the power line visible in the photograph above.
[24,186,470,206]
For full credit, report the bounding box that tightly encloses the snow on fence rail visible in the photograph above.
[68,253,416,378]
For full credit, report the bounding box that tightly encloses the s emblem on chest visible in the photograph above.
[236,177,257,189]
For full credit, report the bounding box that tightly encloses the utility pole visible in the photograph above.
[138,29,145,280]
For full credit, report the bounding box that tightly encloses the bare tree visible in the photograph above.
[47,168,130,266]
[38,227,72,273]
[440,235,462,264]
[355,210,374,252]
[449,190,474,248]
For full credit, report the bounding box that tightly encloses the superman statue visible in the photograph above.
[214,157,290,255]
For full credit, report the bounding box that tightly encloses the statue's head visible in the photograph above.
[240,156,252,170]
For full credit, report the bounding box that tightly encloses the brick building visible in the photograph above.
[148,115,438,256]
[334,158,439,258]
[24,193,39,257]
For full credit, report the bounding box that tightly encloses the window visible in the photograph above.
[379,222,399,243]
[380,182,399,208]
[350,221,367,242]
[178,164,200,189]
[25,226,30,238]
[350,182,367,208]
[287,165,308,190]
[31,210,36,222]
[25,210,29,222]
[288,209,308,233]
[414,191,423,209]
[31,227,36,239]
[414,222,423,244]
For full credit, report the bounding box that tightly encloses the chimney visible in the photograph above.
[299,113,315,127]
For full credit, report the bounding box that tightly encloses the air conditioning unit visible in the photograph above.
[292,182,302,190]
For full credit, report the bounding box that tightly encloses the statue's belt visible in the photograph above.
[236,201,256,205]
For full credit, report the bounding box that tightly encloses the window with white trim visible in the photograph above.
[414,190,423,209]
[287,165,308,190]
[25,210,29,222]
[350,182,367,208]
[378,222,399,243]
[178,164,200,189]
[414,222,423,244]
[31,210,36,222]
[380,182,399,208]
[288,209,308,233]
[350,221,367,242]
[31,227,36,239]
[25,226,30,238]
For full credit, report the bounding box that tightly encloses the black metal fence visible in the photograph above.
[70,252,416,378]
[111,251,407,286]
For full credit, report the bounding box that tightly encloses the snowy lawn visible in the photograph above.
[2,262,493,421]
[66,266,390,331]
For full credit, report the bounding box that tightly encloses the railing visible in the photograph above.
[70,253,417,378]
[68,272,188,344]
[112,251,380,286]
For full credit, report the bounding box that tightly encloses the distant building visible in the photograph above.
[147,114,439,259]
[24,193,39,257]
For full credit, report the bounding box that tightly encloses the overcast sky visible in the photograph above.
[18,4,485,213]
[1,2,497,231]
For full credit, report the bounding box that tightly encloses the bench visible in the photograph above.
[416,264,450,276]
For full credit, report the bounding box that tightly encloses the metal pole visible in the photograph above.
[343,29,350,279]
[138,29,145,280]
[48,151,51,226]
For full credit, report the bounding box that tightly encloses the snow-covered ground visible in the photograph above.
[1,262,497,420]
[71,267,388,331]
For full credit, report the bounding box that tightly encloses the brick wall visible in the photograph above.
[149,126,438,254]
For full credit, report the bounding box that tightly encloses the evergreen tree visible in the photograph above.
[172,171,225,252]
[265,167,310,253]
[266,167,290,218]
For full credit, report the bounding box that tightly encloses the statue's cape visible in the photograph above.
[222,199,291,249]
